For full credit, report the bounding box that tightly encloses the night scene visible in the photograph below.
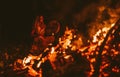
[0,0,120,77]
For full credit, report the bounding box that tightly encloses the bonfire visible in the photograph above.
[0,5,120,77]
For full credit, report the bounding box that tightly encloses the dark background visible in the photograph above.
[0,0,33,46]
[0,0,118,47]
[0,0,91,45]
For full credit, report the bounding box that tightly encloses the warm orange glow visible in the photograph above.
[112,66,120,73]
[12,13,120,77]
[51,47,55,54]
[90,58,96,63]
[59,27,73,49]
[89,64,94,76]
[64,55,71,59]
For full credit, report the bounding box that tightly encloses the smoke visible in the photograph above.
[33,0,120,41]
[35,0,76,21]
[71,0,120,39]
[72,3,99,25]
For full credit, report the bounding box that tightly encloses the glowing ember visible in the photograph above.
[59,27,73,49]
[11,15,120,77]
[92,23,115,45]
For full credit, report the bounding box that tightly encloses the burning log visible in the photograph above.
[92,18,120,77]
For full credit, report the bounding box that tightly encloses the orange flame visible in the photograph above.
[13,13,120,77]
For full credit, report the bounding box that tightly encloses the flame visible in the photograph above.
[50,47,55,54]
[92,23,115,45]
[13,13,120,77]
[59,27,73,49]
